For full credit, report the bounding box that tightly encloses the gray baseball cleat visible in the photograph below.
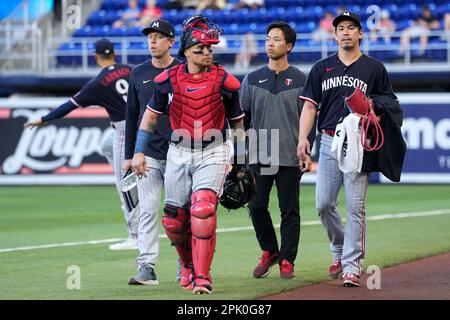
[128,265,159,285]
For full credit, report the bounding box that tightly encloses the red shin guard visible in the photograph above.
[162,205,192,265]
[190,190,217,278]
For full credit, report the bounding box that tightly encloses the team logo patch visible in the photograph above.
[285,79,292,86]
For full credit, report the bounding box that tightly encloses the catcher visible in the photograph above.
[132,15,245,294]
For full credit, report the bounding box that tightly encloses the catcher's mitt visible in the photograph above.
[220,166,256,210]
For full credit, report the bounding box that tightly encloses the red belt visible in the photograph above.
[324,129,335,137]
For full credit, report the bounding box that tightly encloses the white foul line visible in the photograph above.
[1,209,450,254]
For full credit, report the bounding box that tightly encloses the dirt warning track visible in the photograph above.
[262,252,450,300]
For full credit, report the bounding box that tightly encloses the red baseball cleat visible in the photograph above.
[343,273,360,287]
[329,259,343,279]
[253,250,279,278]
[279,259,295,279]
[192,276,212,295]
[179,264,194,290]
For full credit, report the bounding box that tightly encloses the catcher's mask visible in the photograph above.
[178,14,222,57]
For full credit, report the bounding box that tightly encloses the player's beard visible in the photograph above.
[340,39,358,52]
[341,43,355,51]
[198,60,212,71]
[198,56,213,67]
[189,58,212,73]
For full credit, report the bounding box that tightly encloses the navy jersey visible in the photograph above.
[71,64,132,122]
[300,53,397,132]
[125,58,181,160]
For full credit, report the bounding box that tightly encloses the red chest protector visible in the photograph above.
[169,64,226,140]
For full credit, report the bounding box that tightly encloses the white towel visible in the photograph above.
[331,113,364,173]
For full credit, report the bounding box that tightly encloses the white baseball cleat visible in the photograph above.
[109,238,138,251]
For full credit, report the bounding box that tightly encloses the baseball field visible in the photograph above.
[1,184,450,300]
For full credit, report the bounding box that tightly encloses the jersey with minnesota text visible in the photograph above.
[125,58,181,160]
[71,64,132,122]
[300,53,396,132]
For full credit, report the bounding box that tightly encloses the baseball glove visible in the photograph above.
[220,166,256,210]
[345,88,384,152]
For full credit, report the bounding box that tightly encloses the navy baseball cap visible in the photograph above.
[332,11,362,29]
[141,19,175,38]
[94,38,114,54]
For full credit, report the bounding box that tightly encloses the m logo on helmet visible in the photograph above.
[343,12,350,16]
[152,21,159,28]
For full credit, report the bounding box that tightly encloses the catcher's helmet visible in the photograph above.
[219,166,255,210]
[178,14,222,57]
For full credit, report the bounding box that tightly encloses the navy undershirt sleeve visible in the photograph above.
[147,85,169,114]
[41,100,78,123]
[125,71,139,160]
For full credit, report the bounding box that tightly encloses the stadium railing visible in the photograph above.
[1,27,450,75]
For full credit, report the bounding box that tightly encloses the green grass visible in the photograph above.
[0,184,450,299]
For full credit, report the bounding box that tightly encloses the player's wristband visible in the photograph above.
[134,129,152,154]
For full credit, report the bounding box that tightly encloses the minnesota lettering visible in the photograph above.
[322,76,367,93]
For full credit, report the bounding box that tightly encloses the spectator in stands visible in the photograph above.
[233,0,263,69]
[166,0,183,10]
[236,0,264,10]
[312,11,334,42]
[182,0,199,10]
[136,0,162,28]
[399,6,440,56]
[234,31,258,70]
[370,10,396,43]
[197,0,227,11]
[113,0,141,28]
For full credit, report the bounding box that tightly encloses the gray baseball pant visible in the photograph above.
[136,156,165,270]
[316,133,369,277]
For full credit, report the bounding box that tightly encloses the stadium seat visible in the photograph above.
[56,0,450,68]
